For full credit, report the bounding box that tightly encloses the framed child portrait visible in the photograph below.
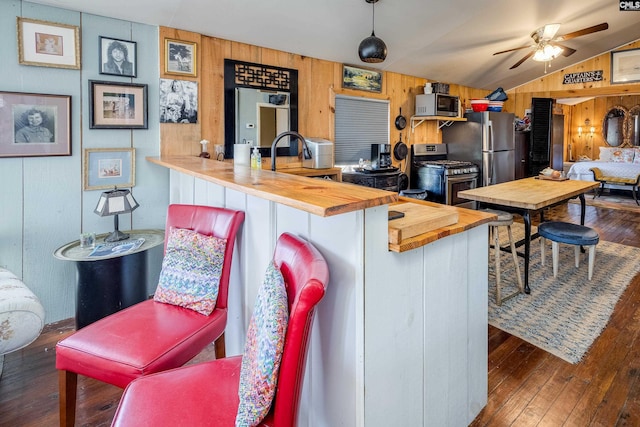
[17,17,80,69]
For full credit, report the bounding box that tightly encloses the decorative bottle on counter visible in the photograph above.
[251,147,261,169]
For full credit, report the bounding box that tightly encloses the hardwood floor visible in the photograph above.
[1,201,638,426]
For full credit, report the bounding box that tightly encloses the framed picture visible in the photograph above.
[84,148,135,190]
[611,48,640,84]
[89,80,148,129]
[0,91,71,158]
[17,17,80,69]
[159,78,198,123]
[342,64,383,93]
[99,36,137,77]
[165,39,197,77]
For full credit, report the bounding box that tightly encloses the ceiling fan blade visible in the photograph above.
[554,43,577,57]
[493,45,531,55]
[555,23,609,41]
[510,51,534,69]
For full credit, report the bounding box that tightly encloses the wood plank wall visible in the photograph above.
[158,27,489,169]
[509,40,640,162]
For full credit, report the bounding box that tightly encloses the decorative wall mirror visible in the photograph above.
[224,59,298,158]
[629,104,640,146]
[602,105,627,147]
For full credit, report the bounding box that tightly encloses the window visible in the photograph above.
[334,95,389,165]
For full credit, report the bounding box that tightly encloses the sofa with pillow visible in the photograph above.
[567,147,640,191]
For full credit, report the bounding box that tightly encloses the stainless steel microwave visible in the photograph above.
[415,93,459,117]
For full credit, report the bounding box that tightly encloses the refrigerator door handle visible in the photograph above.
[487,120,493,152]
[487,153,494,185]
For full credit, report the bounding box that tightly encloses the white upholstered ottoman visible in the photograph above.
[0,268,45,376]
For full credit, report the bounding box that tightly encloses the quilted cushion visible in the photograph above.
[236,261,289,427]
[611,148,635,163]
[153,227,227,315]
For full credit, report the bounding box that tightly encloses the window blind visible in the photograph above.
[334,95,389,165]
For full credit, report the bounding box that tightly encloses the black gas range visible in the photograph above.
[410,144,479,208]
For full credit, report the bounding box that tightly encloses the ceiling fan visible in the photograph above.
[493,22,609,69]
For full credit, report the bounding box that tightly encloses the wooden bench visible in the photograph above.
[590,167,640,206]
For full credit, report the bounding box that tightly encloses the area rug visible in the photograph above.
[568,189,640,212]
[488,225,640,364]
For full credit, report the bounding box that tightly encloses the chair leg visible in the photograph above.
[214,333,226,359]
[507,225,524,294]
[492,226,502,305]
[551,241,559,278]
[574,245,580,268]
[59,370,77,427]
[588,245,597,280]
[540,237,546,266]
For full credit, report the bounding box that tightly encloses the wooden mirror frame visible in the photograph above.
[602,105,628,147]
[224,59,299,159]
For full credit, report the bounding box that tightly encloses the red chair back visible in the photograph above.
[164,204,245,311]
[267,232,329,426]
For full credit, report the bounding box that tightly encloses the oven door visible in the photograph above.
[447,173,478,209]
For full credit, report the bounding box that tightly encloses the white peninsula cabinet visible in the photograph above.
[152,156,491,427]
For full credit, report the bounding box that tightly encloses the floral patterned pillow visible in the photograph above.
[611,148,635,163]
[153,227,227,315]
[236,261,289,427]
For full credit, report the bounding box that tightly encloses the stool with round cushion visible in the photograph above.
[480,208,524,305]
[538,221,600,280]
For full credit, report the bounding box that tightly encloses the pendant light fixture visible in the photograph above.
[358,0,387,63]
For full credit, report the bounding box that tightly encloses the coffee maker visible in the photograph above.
[371,143,392,169]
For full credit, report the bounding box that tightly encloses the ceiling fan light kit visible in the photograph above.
[493,22,609,70]
[359,0,387,63]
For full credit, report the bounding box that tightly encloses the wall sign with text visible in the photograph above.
[562,70,603,84]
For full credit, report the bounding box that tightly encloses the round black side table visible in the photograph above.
[54,229,164,329]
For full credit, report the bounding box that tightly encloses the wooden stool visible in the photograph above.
[481,209,524,305]
[538,221,599,280]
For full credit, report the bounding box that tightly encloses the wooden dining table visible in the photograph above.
[458,177,600,294]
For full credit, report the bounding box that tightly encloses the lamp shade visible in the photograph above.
[94,188,139,242]
[94,188,139,217]
[359,33,387,63]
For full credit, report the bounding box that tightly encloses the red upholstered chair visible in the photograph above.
[56,204,245,427]
[110,232,329,427]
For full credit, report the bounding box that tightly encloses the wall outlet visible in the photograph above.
[246,123,255,129]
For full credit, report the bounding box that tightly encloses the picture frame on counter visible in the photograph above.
[89,80,148,129]
[610,48,640,84]
[99,36,137,78]
[342,64,383,93]
[165,39,197,77]
[84,148,135,190]
[0,91,72,158]
[17,17,80,69]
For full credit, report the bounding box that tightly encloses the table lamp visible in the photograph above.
[94,187,139,242]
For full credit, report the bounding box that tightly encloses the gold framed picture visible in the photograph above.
[165,38,197,77]
[84,148,135,190]
[17,17,80,69]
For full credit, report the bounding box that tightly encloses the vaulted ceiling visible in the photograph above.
[28,0,640,90]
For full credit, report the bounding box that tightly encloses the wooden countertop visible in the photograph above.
[458,177,599,210]
[148,156,396,217]
[388,197,496,253]
[148,156,495,252]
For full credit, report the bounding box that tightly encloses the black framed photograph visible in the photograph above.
[89,80,148,129]
[17,17,81,70]
[611,48,640,84]
[84,148,135,190]
[0,91,72,158]
[99,36,137,77]
[342,64,383,93]
[159,78,198,123]
[165,39,197,77]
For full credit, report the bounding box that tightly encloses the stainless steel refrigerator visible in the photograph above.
[442,111,515,186]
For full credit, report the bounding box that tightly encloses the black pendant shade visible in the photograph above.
[359,0,386,63]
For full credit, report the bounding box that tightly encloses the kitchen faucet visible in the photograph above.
[270,131,312,171]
